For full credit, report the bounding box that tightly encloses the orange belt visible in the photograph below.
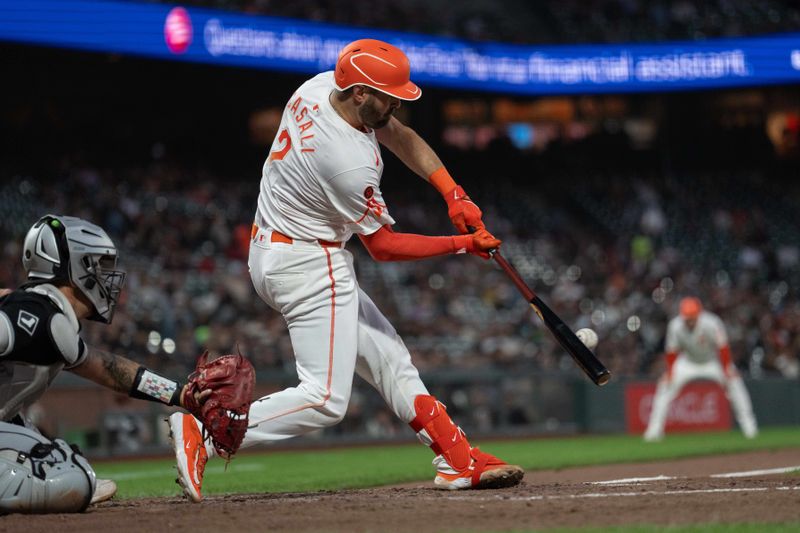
[251,224,341,248]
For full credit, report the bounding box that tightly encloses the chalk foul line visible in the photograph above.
[590,475,676,485]
[437,485,799,503]
[711,466,800,478]
[589,465,800,486]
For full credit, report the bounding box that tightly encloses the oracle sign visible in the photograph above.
[625,382,732,434]
[164,7,193,54]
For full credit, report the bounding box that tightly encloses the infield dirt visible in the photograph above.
[5,448,800,532]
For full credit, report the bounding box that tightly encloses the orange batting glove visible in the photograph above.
[665,352,677,381]
[464,228,501,259]
[719,345,734,378]
[429,167,485,234]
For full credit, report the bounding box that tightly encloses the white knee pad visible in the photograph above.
[0,422,96,514]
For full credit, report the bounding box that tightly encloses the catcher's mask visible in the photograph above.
[22,214,126,323]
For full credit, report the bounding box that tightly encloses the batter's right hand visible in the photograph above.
[467,228,501,259]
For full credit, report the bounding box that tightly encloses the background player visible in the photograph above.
[0,215,201,514]
[644,296,759,441]
[168,38,524,502]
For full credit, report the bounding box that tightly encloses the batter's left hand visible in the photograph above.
[445,186,484,234]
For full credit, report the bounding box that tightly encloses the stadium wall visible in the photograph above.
[35,373,799,457]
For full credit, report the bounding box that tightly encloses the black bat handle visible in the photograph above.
[492,251,535,301]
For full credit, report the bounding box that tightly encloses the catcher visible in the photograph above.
[0,215,254,514]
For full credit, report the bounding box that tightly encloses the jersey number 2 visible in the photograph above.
[270,129,292,161]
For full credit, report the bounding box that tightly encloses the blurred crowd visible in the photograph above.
[4,0,799,444]
[1,158,797,386]
[146,0,800,44]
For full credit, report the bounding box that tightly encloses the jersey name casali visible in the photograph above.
[255,71,395,243]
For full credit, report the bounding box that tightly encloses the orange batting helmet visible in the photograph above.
[334,39,422,101]
[679,297,703,320]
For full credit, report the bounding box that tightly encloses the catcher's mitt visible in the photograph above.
[183,350,255,457]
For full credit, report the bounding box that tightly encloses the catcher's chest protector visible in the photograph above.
[0,421,96,514]
[0,286,84,422]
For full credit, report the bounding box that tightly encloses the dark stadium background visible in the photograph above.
[1,1,798,454]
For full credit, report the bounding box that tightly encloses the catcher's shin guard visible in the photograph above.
[0,422,95,514]
[409,395,524,489]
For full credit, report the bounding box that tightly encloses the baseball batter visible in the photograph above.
[169,38,524,502]
[0,215,200,513]
[644,297,758,441]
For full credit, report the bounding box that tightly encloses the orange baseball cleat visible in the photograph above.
[433,447,524,490]
[168,412,209,502]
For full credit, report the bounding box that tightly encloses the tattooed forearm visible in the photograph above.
[98,349,138,392]
[69,347,141,393]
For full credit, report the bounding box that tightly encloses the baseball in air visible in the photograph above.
[576,328,598,350]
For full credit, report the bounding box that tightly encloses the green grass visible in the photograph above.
[495,524,800,533]
[93,426,800,499]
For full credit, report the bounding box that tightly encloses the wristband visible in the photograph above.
[428,167,457,197]
[665,352,677,379]
[719,345,733,377]
[129,367,182,406]
[719,345,732,367]
[452,234,472,254]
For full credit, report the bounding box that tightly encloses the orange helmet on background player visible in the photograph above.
[334,39,422,101]
[679,297,703,320]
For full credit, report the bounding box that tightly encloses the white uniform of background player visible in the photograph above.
[169,39,523,502]
[644,297,758,441]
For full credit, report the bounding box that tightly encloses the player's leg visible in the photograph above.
[644,358,693,441]
[715,366,759,438]
[170,244,359,501]
[0,421,96,514]
[353,287,523,489]
[243,246,359,441]
[352,288,428,421]
[697,360,758,439]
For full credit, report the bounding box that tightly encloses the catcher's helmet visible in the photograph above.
[22,215,126,323]
[334,38,421,101]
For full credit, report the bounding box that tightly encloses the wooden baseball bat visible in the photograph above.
[492,250,611,386]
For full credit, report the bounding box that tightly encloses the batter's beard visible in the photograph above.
[370,115,393,129]
[359,102,393,129]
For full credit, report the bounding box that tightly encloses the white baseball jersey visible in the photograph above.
[255,71,395,242]
[645,309,757,440]
[665,310,728,364]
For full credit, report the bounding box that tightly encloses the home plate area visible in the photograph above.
[10,449,800,533]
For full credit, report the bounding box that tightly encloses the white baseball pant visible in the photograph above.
[644,356,758,441]
[242,228,429,446]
